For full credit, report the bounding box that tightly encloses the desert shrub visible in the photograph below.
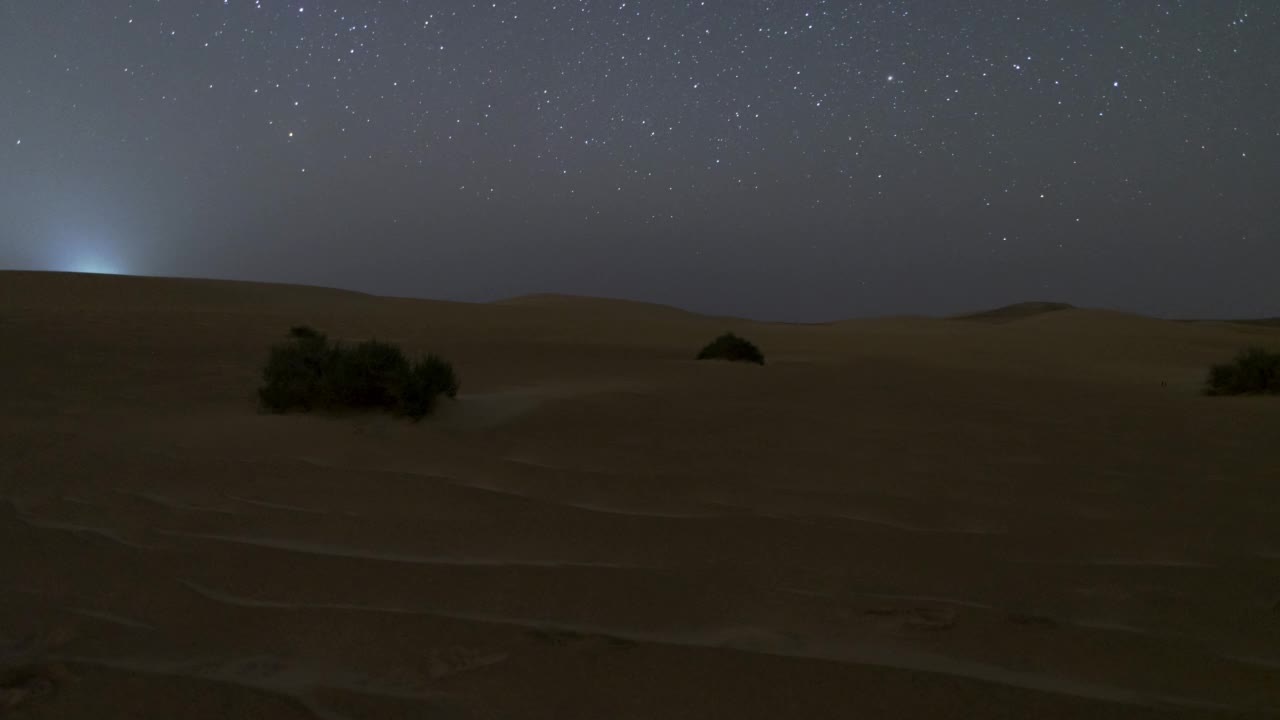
[696,332,765,365]
[258,328,339,412]
[398,354,460,419]
[258,328,459,419]
[1205,347,1280,396]
[328,339,410,409]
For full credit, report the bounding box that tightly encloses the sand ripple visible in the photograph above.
[161,530,641,569]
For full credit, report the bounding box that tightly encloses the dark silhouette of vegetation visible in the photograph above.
[399,354,459,418]
[1205,347,1280,396]
[258,327,338,413]
[329,339,410,409]
[258,328,458,419]
[696,332,765,365]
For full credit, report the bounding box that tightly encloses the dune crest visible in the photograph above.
[950,301,1076,323]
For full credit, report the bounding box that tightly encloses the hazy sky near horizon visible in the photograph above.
[2,1,1276,320]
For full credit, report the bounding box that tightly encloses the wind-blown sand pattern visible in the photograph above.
[2,270,1279,718]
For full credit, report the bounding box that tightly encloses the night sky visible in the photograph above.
[2,2,1276,321]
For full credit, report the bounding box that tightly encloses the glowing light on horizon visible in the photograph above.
[65,251,125,275]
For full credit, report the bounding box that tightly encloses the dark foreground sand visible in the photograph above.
[2,270,1278,718]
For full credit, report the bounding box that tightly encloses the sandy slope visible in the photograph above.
[2,270,1279,718]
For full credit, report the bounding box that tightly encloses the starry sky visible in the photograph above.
[2,2,1276,320]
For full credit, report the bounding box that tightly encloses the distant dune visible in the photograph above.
[493,292,698,315]
[2,270,1279,719]
[1217,318,1280,329]
[950,301,1076,323]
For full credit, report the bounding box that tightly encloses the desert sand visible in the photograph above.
[2,270,1278,718]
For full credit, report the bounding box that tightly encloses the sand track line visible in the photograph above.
[66,608,156,632]
[114,489,240,516]
[14,514,158,550]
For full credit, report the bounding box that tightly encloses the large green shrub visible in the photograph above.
[258,328,459,419]
[1205,347,1280,396]
[696,332,765,365]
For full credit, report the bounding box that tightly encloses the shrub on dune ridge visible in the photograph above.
[696,332,765,365]
[1205,347,1280,396]
[258,328,459,419]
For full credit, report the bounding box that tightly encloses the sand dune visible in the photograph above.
[951,300,1076,323]
[2,270,1279,718]
[493,292,700,317]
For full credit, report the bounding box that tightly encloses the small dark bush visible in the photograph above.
[1205,347,1280,396]
[258,328,338,412]
[329,339,410,409]
[258,328,459,419]
[696,332,765,365]
[399,354,460,419]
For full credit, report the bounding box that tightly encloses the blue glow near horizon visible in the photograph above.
[64,250,125,275]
